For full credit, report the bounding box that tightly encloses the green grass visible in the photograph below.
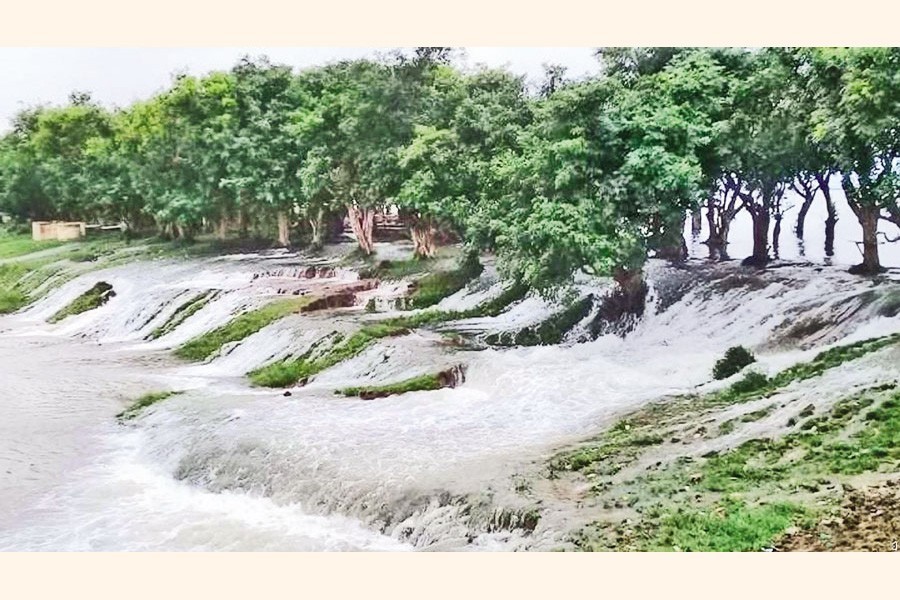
[175,296,315,361]
[116,390,182,420]
[709,333,900,406]
[47,281,115,323]
[338,373,444,398]
[359,257,434,280]
[0,232,63,259]
[403,253,484,310]
[552,334,900,483]
[0,260,60,313]
[486,292,592,347]
[0,263,31,313]
[248,280,530,388]
[803,391,900,475]
[147,291,216,340]
[553,331,900,551]
[633,498,808,552]
[248,323,410,387]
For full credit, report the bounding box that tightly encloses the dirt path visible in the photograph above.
[779,480,900,551]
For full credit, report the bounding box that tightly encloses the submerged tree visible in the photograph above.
[804,47,900,274]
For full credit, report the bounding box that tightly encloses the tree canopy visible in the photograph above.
[2,48,899,285]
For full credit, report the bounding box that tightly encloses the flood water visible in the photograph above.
[1,194,900,550]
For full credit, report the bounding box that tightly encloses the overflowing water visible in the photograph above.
[2,225,900,549]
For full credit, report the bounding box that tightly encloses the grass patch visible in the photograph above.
[248,323,410,387]
[359,257,434,280]
[550,416,665,477]
[770,334,900,387]
[339,373,444,398]
[175,296,315,361]
[116,390,182,420]
[708,333,900,407]
[631,498,808,552]
[0,233,64,259]
[403,252,483,310]
[249,279,529,388]
[0,261,59,313]
[555,334,900,551]
[147,291,216,340]
[486,293,594,347]
[47,281,115,323]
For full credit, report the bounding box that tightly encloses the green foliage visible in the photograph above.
[116,390,181,420]
[3,48,897,289]
[727,371,769,396]
[175,296,313,361]
[713,345,756,380]
[0,263,32,313]
[47,281,115,323]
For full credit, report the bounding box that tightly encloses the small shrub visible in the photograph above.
[729,371,770,396]
[713,346,757,380]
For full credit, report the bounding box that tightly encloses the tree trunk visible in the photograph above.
[217,213,229,240]
[276,211,291,247]
[773,213,783,260]
[743,210,770,267]
[850,204,882,275]
[654,213,688,262]
[346,204,375,255]
[823,186,837,258]
[308,207,325,250]
[237,210,248,239]
[795,195,814,239]
[691,209,702,237]
[410,215,438,259]
[703,189,740,262]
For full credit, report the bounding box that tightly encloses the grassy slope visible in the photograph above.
[47,281,114,323]
[548,333,900,551]
[248,281,530,388]
[146,291,216,340]
[175,296,316,361]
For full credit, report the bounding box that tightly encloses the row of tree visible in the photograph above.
[1,47,898,290]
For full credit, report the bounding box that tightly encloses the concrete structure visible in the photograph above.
[31,221,87,241]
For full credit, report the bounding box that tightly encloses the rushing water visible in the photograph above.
[2,209,900,549]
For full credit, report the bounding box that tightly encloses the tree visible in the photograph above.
[223,57,302,246]
[486,49,717,291]
[804,47,900,274]
[539,63,568,98]
[721,49,799,267]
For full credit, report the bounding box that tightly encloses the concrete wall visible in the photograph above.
[31,221,86,241]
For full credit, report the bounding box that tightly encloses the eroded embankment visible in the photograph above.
[6,245,900,550]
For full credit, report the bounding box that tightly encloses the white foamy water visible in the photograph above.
[2,238,900,550]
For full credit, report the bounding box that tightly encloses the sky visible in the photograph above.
[0,47,600,130]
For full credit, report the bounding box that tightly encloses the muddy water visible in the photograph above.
[0,329,408,550]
